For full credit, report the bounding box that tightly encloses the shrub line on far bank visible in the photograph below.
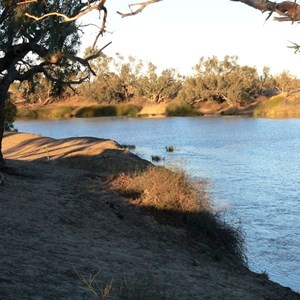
[16,103,143,120]
[16,101,204,120]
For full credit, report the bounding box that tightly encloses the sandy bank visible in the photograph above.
[0,132,299,299]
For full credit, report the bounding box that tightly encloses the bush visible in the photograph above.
[166,101,200,116]
[4,96,17,131]
[74,104,142,118]
[35,106,76,119]
[74,105,117,118]
[113,166,245,263]
[16,108,38,119]
[117,104,142,117]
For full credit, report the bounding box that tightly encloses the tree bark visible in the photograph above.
[0,88,7,169]
[231,0,300,22]
[0,72,15,169]
[230,0,276,12]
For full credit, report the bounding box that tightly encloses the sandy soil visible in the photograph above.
[1,132,299,299]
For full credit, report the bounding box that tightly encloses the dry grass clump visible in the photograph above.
[115,166,209,212]
[113,166,245,264]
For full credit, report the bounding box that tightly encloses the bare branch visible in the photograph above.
[85,41,112,61]
[17,0,38,5]
[42,68,89,85]
[117,0,162,18]
[25,0,107,23]
[92,6,108,49]
[231,0,300,22]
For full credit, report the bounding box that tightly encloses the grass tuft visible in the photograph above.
[113,166,246,264]
[74,105,117,118]
[117,104,142,117]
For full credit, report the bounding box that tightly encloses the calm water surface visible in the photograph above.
[15,117,300,292]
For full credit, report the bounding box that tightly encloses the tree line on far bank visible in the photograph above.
[9,53,300,109]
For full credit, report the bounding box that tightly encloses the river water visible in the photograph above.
[15,116,300,292]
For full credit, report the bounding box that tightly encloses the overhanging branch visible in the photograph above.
[117,0,163,18]
[25,0,107,23]
[231,0,300,22]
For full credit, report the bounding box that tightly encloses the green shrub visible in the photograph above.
[166,101,200,117]
[74,105,117,118]
[4,97,17,130]
[36,106,76,119]
[51,106,76,118]
[117,104,142,117]
[16,108,38,119]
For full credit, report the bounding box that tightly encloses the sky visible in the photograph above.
[80,0,300,77]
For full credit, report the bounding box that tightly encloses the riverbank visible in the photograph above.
[14,92,300,120]
[14,96,233,119]
[1,132,299,299]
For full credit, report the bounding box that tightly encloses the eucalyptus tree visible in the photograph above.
[136,62,183,103]
[0,0,160,169]
[179,56,261,106]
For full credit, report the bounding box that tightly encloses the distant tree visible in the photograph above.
[112,53,143,102]
[136,63,182,103]
[178,56,261,107]
[4,94,16,131]
[78,53,143,103]
[273,71,300,94]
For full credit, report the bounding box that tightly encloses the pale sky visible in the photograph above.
[81,0,300,77]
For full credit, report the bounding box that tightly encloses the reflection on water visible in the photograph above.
[15,116,300,292]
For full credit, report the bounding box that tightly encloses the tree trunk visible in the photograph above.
[0,76,12,169]
[0,90,7,169]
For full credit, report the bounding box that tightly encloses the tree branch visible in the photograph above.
[25,0,107,23]
[17,0,38,5]
[231,0,300,22]
[117,0,162,18]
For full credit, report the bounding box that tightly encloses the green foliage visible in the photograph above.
[166,101,200,116]
[4,96,17,131]
[272,71,300,93]
[178,56,261,107]
[74,104,142,118]
[78,53,182,104]
[136,63,183,103]
[117,104,142,117]
[74,105,117,118]
[37,106,76,119]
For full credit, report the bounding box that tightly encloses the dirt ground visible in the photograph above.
[1,132,299,300]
